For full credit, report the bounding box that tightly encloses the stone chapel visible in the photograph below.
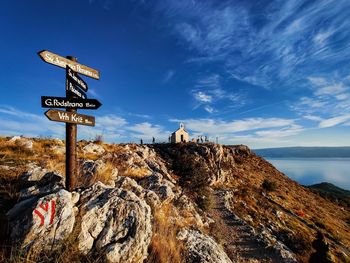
[170,123,189,143]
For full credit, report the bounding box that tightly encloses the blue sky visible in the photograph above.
[1,0,350,148]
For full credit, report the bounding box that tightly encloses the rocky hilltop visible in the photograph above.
[0,136,349,262]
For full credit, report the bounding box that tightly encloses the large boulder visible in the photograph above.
[6,189,77,252]
[9,136,33,150]
[82,143,105,155]
[77,182,152,263]
[178,229,232,263]
[19,172,64,200]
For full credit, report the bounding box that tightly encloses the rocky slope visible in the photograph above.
[0,136,349,262]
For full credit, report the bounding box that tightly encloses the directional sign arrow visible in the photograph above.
[66,66,88,92]
[45,109,95,126]
[38,50,100,80]
[41,96,102,110]
[66,79,86,99]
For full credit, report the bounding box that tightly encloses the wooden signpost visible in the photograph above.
[66,66,88,92]
[66,79,87,99]
[38,50,100,80]
[39,51,101,191]
[45,109,95,126]
[41,96,102,109]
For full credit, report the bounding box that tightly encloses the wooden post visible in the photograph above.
[66,56,78,191]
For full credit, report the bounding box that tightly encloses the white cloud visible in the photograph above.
[303,115,323,122]
[155,0,350,90]
[127,122,170,141]
[319,114,350,128]
[0,106,169,143]
[192,74,246,113]
[170,117,297,135]
[313,30,333,45]
[335,93,349,100]
[204,106,214,113]
[315,83,346,96]
[255,124,303,138]
[293,75,350,119]
[96,115,127,129]
[308,77,327,86]
[194,91,212,103]
[196,74,220,88]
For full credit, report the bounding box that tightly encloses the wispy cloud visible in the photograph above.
[319,114,350,128]
[292,75,350,124]
[126,122,170,142]
[192,73,246,113]
[169,116,304,147]
[170,117,298,135]
[162,69,175,83]
[0,106,169,143]
[194,91,212,103]
[153,0,350,90]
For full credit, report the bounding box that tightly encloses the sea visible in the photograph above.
[266,158,350,191]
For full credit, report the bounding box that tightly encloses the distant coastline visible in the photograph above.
[254,146,350,158]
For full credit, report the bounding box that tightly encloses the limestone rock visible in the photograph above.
[19,172,64,200]
[82,143,105,155]
[78,182,152,263]
[9,136,33,150]
[231,144,251,157]
[139,172,175,202]
[20,163,49,181]
[52,145,65,154]
[7,189,76,252]
[257,229,298,263]
[178,229,232,263]
[115,176,161,209]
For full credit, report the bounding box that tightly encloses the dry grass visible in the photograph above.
[94,161,116,184]
[120,167,150,179]
[146,204,184,263]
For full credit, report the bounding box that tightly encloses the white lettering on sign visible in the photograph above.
[70,114,83,123]
[44,98,84,108]
[45,98,53,106]
[39,50,100,80]
[68,68,87,90]
[68,82,86,99]
[57,111,69,121]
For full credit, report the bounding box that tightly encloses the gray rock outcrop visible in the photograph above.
[9,136,33,150]
[7,189,77,252]
[178,229,232,263]
[19,170,64,200]
[77,182,152,263]
[82,143,105,155]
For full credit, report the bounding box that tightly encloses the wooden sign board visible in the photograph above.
[41,96,102,109]
[66,80,86,99]
[38,50,100,80]
[45,109,95,126]
[66,66,88,92]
